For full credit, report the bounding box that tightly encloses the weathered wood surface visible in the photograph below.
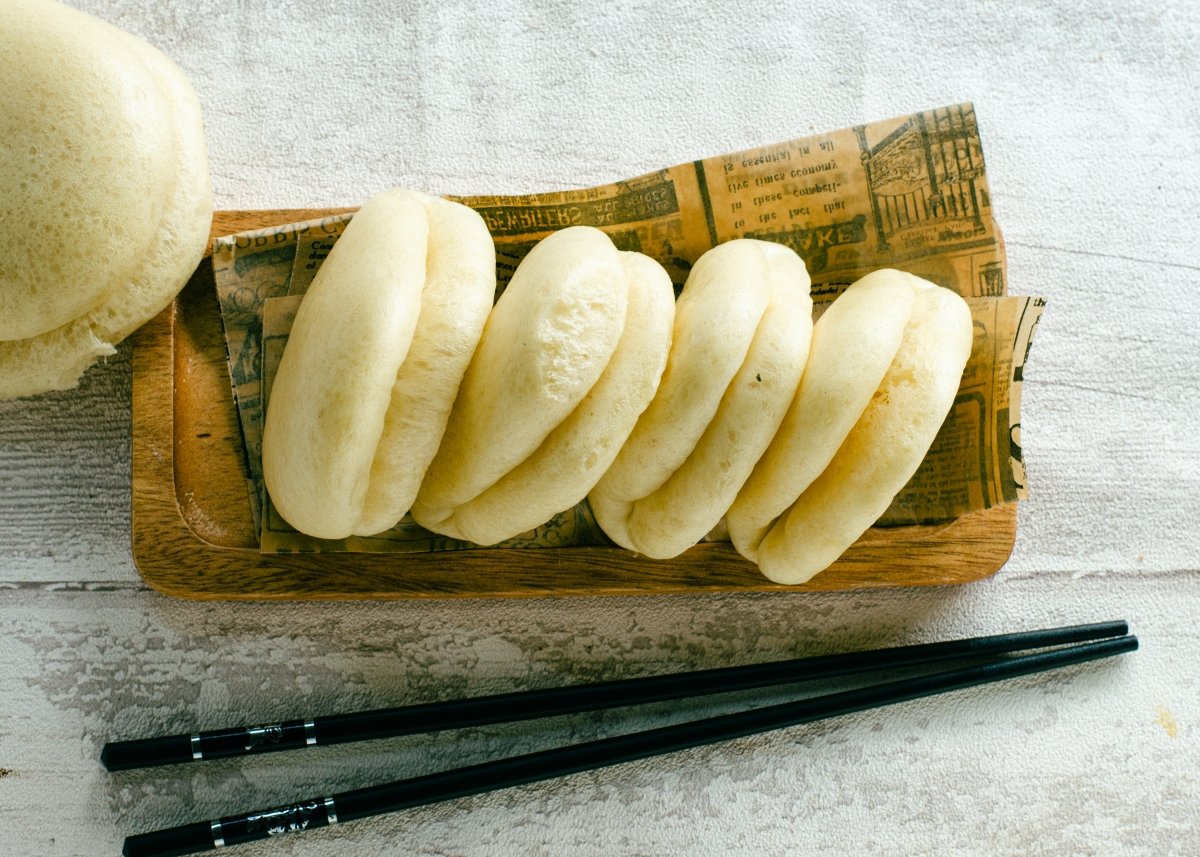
[1,1,1197,854]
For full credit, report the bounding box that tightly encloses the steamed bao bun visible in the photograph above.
[263,189,496,540]
[728,269,972,585]
[728,269,915,560]
[411,226,675,546]
[0,0,212,398]
[588,239,813,559]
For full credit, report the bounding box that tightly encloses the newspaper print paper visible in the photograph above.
[212,103,1042,553]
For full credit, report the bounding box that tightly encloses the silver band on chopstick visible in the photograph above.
[324,796,339,825]
[305,719,318,746]
[210,820,225,848]
[191,733,203,760]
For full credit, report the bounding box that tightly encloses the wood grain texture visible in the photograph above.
[3,578,1194,856]
[130,210,1017,600]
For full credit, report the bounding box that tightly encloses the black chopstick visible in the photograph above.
[121,632,1136,857]
[102,620,1128,771]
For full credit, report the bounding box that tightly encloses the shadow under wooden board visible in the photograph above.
[130,209,1018,601]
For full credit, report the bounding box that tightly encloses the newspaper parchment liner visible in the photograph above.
[211,102,1043,555]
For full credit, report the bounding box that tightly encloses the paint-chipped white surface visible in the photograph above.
[1,1,1197,854]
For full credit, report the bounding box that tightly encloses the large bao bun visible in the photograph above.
[262,189,496,540]
[411,226,675,546]
[0,0,213,399]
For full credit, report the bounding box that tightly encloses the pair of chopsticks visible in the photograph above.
[110,620,1136,857]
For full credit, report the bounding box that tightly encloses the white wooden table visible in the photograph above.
[2,1,1197,854]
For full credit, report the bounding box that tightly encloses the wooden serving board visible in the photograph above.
[130,210,1018,600]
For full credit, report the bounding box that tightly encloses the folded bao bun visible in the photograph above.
[728,269,916,560]
[589,239,813,559]
[747,271,972,585]
[411,226,675,545]
[0,0,212,398]
[262,189,496,540]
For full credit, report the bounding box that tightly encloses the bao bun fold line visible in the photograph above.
[589,239,813,560]
[263,189,496,540]
[411,226,675,546]
[744,271,973,585]
[0,0,213,399]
